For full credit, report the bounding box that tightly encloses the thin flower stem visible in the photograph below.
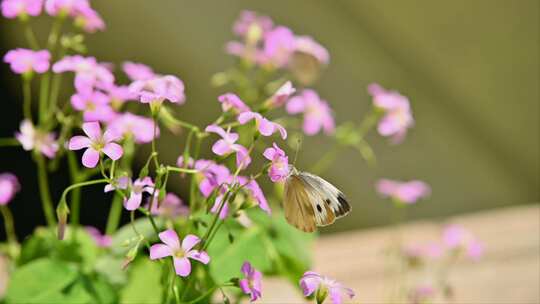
[0,206,17,244]
[47,16,64,51]
[47,60,64,122]
[188,135,202,210]
[37,72,50,124]
[36,154,56,226]
[67,151,82,225]
[22,77,32,121]
[165,166,199,174]
[151,112,160,169]
[59,179,109,207]
[183,283,234,304]
[0,138,20,147]
[105,193,124,235]
[22,22,39,50]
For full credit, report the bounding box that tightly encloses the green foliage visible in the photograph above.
[119,258,162,304]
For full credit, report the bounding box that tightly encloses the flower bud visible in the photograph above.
[56,200,70,240]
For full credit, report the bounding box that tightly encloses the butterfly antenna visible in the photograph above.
[292,137,302,167]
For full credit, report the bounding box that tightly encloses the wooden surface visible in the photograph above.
[261,204,540,303]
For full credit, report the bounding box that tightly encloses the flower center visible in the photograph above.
[91,137,106,151]
[174,248,186,258]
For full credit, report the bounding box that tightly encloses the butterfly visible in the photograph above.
[283,168,351,232]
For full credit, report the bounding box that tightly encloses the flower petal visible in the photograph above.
[181,234,201,252]
[102,142,123,160]
[187,250,210,264]
[81,148,100,168]
[68,136,91,150]
[212,139,232,156]
[159,229,180,249]
[237,111,259,124]
[173,257,192,277]
[149,244,172,260]
[124,192,142,210]
[257,118,275,136]
[82,121,102,140]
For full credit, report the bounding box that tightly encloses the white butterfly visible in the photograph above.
[283,167,351,232]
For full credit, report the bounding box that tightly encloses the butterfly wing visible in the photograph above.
[283,175,317,232]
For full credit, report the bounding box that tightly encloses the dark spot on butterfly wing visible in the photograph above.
[335,194,351,217]
[316,204,323,212]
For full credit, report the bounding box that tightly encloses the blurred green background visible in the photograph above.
[1,0,538,232]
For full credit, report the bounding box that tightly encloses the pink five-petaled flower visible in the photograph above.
[15,119,59,158]
[218,93,250,114]
[265,81,295,109]
[261,26,296,68]
[0,173,20,205]
[73,6,105,33]
[53,55,114,92]
[239,176,271,214]
[44,0,89,16]
[71,90,115,122]
[147,193,189,219]
[122,61,156,81]
[263,143,289,183]
[85,226,112,248]
[205,124,251,169]
[108,113,158,144]
[239,262,263,302]
[233,10,273,39]
[68,121,123,168]
[1,0,43,19]
[367,83,414,144]
[4,48,50,75]
[129,75,185,105]
[122,177,155,211]
[375,179,431,204]
[237,112,287,139]
[300,271,355,304]
[442,224,484,260]
[150,229,210,277]
[286,89,335,136]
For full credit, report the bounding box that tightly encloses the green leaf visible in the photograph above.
[6,258,78,304]
[120,258,162,304]
[95,255,128,286]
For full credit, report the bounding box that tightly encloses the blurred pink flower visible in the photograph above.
[205,124,251,169]
[408,283,436,304]
[147,193,188,219]
[123,177,154,211]
[104,175,129,193]
[294,35,330,65]
[403,242,444,260]
[0,173,20,205]
[44,0,88,16]
[129,75,185,105]
[238,176,271,214]
[261,26,296,68]
[218,93,250,114]
[233,10,273,39]
[15,119,58,158]
[225,40,263,64]
[4,48,50,75]
[71,90,115,122]
[239,261,263,301]
[210,194,229,219]
[149,229,210,277]
[265,81,295,109]
[107,112,158,144]
[286,89,335,136]
[53,55,114,92]
[1,0,43,19]
[106,84,135,107]
[68,121,123,168]
[263,142,289,183]
[376,179,431,204]
[237,111,287,139]
[189,159,230,198]
[443,225,484,260]
[122,61,156,81]
[300,271,355,304]
[368,83,414,144]
[73,6,104,33]
[85,226,112,248]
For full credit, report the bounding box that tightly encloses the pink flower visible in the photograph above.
[15,119,58,158]
[376,179,431,204]
[149,229,210,277]
[233,10,273,39]
[106,85,135,107]
[122,177,155,211]
[403,242,444,261]
[205,124,251,170]
[122,61,156,81]
[104,175,129,193]
[1,0,43,19]
[73,6,104,33]
[218,93,250,114]
[261,26,296,68]
[443,225,484,260]
[368,83,414,144]
[286,89,335,136]
[68,121,123,168]
[107,113,158,144]
[71,90,115,122]
[4,48,50,75]
[294,36,330,65]
[147,193,188,218]
[191,159,231,198]
[0,173,20,205]
[300,271,355,304]
[265,81,295,109]
[44,0,89,16]
[210,194,230,219]
[237,112,287,139]
[263,143,289,183]
[225,41,263,64]
[239,177,271,214]
[408,283,436,304]
[239,261,263,302]
[129,75,185,105]
[53,55,114,92]
[85,226,112,248]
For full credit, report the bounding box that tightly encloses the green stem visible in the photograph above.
[151,113,160,169]
[60,179,109,206]
[22,77,32,121]
[105,193,124,235]
[0,138,20,147]
[0,206,17,244]
[37,72,50,124]
[47,64,64,122]
[188,136,202,209]
[183,283,233,304]
[166,166,199,174]
[22,22,39,50]
[36,154,55,226]
[310,145,340,175]
[67,152,81,226]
